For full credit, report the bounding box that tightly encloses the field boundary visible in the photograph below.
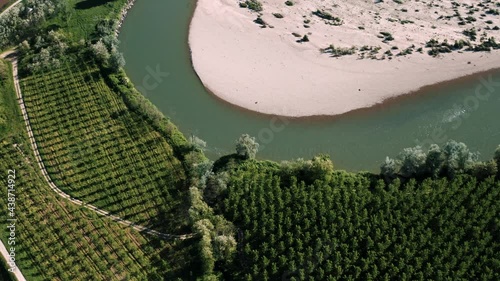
[0,0,20,17]
[0,240,25,281]
[1,51,194,241]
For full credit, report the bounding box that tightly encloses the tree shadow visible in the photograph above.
[75,0,114,10]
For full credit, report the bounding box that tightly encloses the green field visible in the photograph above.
[20,61,191,234]
[214,160,500,280]
[0,57,200,280]
[47,0,129,41]
[0,141,184,280]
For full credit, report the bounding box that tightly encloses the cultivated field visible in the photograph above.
[20,62,190,234]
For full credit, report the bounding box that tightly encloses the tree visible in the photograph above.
[213,234,237,262]
[188,187,212,223]
[442,141,478,178]
[424,144,444,178]
[469,160,497,180]
[109,47,125,72]
[310,154,334,182]
[193,219,216,275]
[90,39,109,62]
[189,135,207,151]
[398,146,426,178]
[381,157,398,182]
[236,134,259,159]
[204,171,229,204]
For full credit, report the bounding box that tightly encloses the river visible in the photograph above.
[118,0,500,171]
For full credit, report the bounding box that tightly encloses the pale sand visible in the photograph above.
[189,0,500,117]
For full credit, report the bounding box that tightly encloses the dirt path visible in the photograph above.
[0,240,26,281]
[0,51,194,241]
[0,0,20,17]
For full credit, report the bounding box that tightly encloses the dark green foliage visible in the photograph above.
[322,45,357,57]
[312,10,343,25]
[486,8,500,15]
[245,0,263,12]
[214,160,500,280]
[285,1,294,6]
[463,27,477,41]
[379,31,394,42]
[253,16,266,27]
[299,35,309,42]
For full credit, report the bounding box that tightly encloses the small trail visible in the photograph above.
[1,51,194,241]
[0,240,26,281]
[0,0,21,17]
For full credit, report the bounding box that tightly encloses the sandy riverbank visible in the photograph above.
[189,0,500,117]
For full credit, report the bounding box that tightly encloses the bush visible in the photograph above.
[313,10,343,25]
[463,28,477,41]
[245,0,263,12]
[235,134,259,159]
[322,45,357,57]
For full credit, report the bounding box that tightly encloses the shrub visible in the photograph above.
[312,10,343,25]
[245,0,263,12]
[463,28,477,41]
[380,32,394,42]
[254,16,266,27]
[300,35,309,42]
[235,134,259,159]
[322,45,357,57]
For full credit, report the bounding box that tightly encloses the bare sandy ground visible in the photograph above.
[189,0,500,117]
[0,240,26,281]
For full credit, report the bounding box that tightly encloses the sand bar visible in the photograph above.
[189,0,500,117]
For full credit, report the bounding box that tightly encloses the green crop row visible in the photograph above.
[20,62,190,234]
[215,161,500,280]
[0,138,192,280]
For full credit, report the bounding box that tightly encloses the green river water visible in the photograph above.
[118,0,500,171]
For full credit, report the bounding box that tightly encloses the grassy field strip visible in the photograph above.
[4,52,193,240]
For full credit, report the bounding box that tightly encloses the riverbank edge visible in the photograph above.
[187,0,500,119]
[113,0,206,166]
[114,0,136,37]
